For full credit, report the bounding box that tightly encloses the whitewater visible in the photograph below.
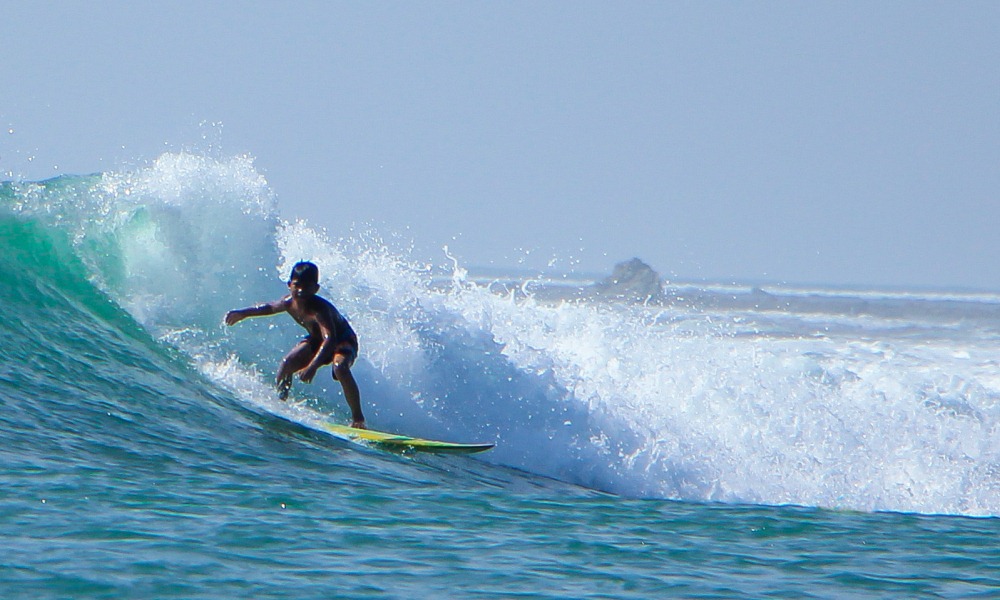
[3,152,999,597]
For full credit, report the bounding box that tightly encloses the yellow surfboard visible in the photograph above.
[322,422,495,454]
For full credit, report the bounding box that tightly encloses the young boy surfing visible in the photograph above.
[224,261,365,429]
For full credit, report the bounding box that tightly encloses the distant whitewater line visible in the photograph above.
[462,261,1000,304]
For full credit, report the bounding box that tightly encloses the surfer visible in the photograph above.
[224,261,365,429]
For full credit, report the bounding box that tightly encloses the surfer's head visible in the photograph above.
[288,261,320,297]
[289,261,320,285]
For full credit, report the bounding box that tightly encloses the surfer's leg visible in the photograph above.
[332,353,364,428]
[276,340,313,400]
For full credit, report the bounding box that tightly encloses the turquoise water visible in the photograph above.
[3,155,1000,597]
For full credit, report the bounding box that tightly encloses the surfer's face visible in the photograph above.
[288,278,319,299]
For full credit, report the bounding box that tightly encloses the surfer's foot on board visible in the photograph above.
[351,419,366,430]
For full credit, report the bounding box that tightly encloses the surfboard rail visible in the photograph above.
[322,423,495,454]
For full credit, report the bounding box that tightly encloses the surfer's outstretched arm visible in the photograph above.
[224,298,289,326]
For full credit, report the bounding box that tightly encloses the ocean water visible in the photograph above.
[2,153,999,598]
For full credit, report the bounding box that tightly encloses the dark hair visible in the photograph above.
[289,261,319,286]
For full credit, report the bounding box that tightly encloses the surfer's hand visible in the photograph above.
[224,310,244,326]
[299,365,318,383]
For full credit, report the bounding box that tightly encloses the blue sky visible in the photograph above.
[2,2,998,289]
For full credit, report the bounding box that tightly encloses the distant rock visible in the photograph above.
[591,258,665,303]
